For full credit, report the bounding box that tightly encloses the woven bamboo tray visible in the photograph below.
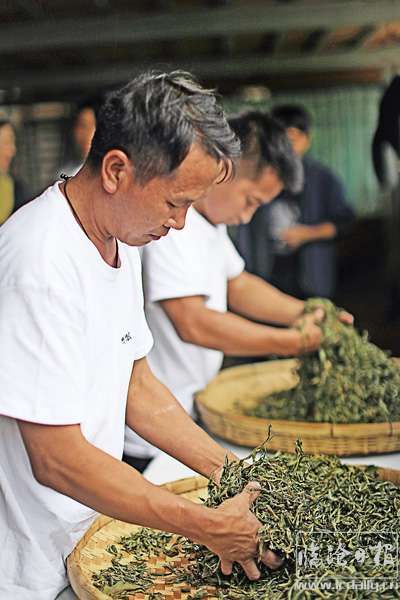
[67,476,210,600]
[68,468,400,599]
[195,358,400,456]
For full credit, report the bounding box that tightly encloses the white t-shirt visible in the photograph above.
[0,183,153,599]
[124,206,244,458]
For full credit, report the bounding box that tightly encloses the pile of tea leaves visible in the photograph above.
[244,298,400,423]
[92,440,400,599]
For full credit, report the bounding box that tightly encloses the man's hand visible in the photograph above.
[274,313,322,356]
[280,222,337,249]
[293,308,324,329]
[201,482,283,580]
[280,225,313,249]
[294,307,354,329]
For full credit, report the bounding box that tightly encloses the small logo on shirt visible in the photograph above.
[121,332,133,344]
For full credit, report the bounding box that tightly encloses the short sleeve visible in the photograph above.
[222,228,245,280]
[0,285,87,424]
[142,229,210,304]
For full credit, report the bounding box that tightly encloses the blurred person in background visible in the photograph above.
[236,104,355,299]
[58,98,98,177]
[0,119,30,225]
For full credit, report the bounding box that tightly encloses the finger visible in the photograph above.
[240,559,261,581]
[312,308,325,322]
[339,310,354,325]
[210,465,223,485]
[236,481,261,508]
[260,548,285,571]
[220,559,233,576]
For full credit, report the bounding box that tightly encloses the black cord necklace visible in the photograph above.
[60,173,119,268]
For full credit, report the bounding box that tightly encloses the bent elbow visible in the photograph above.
[30,458,52,487]
[29,453,60,489]
[175,319,201,345]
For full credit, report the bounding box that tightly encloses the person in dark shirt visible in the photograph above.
[236,104,355,299]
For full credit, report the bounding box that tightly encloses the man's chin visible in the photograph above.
[121,232,166,246]
[119,236,149,247]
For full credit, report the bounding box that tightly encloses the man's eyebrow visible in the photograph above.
[176,196,203,206]
[184,194,206,204]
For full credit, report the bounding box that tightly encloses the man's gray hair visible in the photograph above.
[88,70,241,183]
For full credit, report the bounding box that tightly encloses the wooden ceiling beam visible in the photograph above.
[1,1,400,53]
[1,46,397,94]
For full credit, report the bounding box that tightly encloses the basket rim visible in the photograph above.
[195,357,400,435]
[195,394,400,435]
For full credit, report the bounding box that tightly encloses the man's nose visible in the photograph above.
[168,206,188,231]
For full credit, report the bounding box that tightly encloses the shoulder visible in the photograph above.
[143,207,207,265]
[0,183,82,291]
[142,208,213,300]
[305,156,341,184]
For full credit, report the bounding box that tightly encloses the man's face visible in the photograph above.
[108,144,224,246]
[286,127,311,157]
[74,108,96,160]
[201,164,283,226]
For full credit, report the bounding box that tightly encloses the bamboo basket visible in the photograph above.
[195,359,400,456]
[67,476,209,600]
[68,468,400,599]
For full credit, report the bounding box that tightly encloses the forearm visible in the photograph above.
[126,359,236,477]
[306,222,337,241]
[19,421,214,541]
[228,271,304,325]
[182,307,302,356]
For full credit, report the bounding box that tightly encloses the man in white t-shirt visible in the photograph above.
[125,112,353,460]
[0,74,285,599]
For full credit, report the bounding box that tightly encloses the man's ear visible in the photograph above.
[101,149,132,194]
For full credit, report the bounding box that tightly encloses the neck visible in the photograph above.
[61,169,119,268]
[193,198,215,226]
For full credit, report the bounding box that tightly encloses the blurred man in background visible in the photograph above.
[58,99,98,177]
[236,104,355,299]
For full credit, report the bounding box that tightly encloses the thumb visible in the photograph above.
[238,481,261,508]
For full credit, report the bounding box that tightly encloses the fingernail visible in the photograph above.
[247,481,261,489]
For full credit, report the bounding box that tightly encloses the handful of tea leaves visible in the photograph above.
[245,298,400,423]
[92,441,400,599]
